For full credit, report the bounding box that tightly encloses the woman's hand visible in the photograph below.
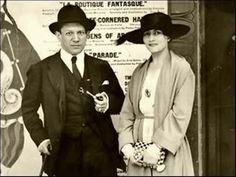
[121,144,143,166]
[129,155,143,167]
[142,144,161,167]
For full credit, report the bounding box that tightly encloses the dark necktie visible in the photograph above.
[71,56,82,81]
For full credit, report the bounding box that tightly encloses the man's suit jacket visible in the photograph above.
[22,52,125,175]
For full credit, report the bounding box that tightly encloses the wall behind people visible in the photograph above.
[1,0,41,175]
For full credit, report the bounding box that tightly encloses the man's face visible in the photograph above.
[56,23,89,55]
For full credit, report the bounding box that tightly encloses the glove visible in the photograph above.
[121,144,144,166]
[143,144,161,166]
[121,143,134,159]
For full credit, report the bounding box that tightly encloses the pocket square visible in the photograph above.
[102,80,109,85]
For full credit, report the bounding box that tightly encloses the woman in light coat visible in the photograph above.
[117,12,195,176]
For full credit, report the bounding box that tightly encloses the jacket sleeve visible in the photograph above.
[118,71,137,151]
[22,64,48,146]
[152,68,195,155]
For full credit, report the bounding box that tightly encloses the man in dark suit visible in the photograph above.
[22,4,125,176]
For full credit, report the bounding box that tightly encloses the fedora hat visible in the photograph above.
[49,5,96,34]
[116,12,190,45]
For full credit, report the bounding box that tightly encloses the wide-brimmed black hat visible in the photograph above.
[49,5,96,34]
[116,12,190,45]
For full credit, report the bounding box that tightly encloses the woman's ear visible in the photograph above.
[164,35,171,42]
[166,36,171,42]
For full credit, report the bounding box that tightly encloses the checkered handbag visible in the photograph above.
[133,141,166,172]
[133,141,153,161]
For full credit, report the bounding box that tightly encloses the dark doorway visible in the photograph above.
[203,0,235,175]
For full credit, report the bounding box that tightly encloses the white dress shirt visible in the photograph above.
[60,48,85,77]
[139,67,161,143]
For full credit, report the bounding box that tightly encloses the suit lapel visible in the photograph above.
[132,59,150,114]
[47,52,63,93]
[84,54,101,94]
[47,52,66,123]
[84,54,104,137]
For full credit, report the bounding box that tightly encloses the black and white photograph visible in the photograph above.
[0,0,235,176]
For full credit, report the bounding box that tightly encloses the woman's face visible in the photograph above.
[143,29,170,54]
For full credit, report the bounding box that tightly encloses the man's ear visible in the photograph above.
[86,31,90,38]
[55,31,61,40]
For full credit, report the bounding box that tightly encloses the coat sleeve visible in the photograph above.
[118,70,138,151]
[152,67,195,155]
[22,63,48,146]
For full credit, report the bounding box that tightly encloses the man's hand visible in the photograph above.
[94,92,109,113]
[38,139,52,155]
